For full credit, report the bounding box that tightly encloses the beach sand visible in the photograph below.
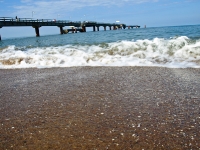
[0,67,200,150]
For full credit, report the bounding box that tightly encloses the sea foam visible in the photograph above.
[0,36,200,69]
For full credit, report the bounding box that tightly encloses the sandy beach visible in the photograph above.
[0,67,200,150]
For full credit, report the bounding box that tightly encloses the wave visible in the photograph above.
[0,36,200,69]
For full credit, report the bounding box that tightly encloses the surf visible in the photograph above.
[0,36,200,69]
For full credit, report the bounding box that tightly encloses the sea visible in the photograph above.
[0,25,200,69]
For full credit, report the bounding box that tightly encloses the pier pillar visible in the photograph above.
[0,27,1,41]
[97,26,99,31]
[109,26,111,30]
[72,28,74,33]
[33,27,40,37]
[82,26,86,32]
[59,27,63,34]
[128,26,130,29]
[75,28,77,33]
[104,26,106,31]
[93,26,96,32]
[36,27,40,36]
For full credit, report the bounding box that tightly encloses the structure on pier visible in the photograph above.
[0,17,140,40]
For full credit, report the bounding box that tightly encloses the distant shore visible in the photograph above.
[0,67,200,149]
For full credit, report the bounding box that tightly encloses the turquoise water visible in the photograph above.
[0,25,200,68]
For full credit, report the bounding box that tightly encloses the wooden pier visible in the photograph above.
[0,17,140,40]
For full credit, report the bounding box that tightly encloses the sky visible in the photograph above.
[0,0,200,38]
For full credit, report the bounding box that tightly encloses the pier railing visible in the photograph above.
[0,17,74,23]
[0,17,122,25]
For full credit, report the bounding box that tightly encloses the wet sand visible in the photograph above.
[0,67,200,150]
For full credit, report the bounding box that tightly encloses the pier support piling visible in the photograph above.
[104,26,106,31]
[93,26,96,32]
[59,27,63,34]
[36,28,40,37]
[97,26,99,31]
[33,26,40,37]
[82,26,86,32]
[0,27,2,41]
[109,26,111,30]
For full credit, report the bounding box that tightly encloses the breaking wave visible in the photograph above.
[0,36,200,69]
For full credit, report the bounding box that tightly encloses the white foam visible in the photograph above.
[0,36,200,69]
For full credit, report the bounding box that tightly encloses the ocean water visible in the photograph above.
[0,25,200,69]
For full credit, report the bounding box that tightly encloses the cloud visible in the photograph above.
[13,0,159,19]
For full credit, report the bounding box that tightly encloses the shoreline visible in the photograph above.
[0,67,200,149]
[1,65,200,70]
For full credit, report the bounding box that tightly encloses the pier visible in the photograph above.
[0,17,140,40]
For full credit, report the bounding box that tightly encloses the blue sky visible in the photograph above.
[0,0,200,38]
